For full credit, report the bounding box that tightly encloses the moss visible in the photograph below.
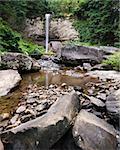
[103,52,120,71]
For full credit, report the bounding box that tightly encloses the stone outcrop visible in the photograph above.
[0,53,41,72]
[0,70,21,96]
[1,92,80,150]
[72,110,117,150]
[25,18,79,41]
[50,19,79,41]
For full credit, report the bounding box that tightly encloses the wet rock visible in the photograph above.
[81,100,91,109]
[74,66,83,71]
[20,114,32,123]
[74,86,83,93]
[106,89,120,123]
[73,110,117,150]
[0,70,21,96]
[96,93,107,102]
[87,88,95,95]
[10,115,19,125]
[39,59,60,71]
[1,92,80,150]
[91,110,103,118]
[16,106,26,114]
[88,96,105,108]
[26,98,36,104]
[35,103,48,112]
[25,109,36,116]
[83,63,92,71]
[6,120,21,129]
[91,64,106,70]
[0,52,41,72]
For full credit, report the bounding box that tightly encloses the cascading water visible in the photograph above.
[45,14,51,53]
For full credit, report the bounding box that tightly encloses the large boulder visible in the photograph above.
[0,53,41,72]
[58,45,104,66]
[106,89,120,123]
[1,92,80,150]
[0,70,21,96]
[72,110,117,150]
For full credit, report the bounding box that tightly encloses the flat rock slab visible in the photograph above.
[106,89,120,121]
[59,45,103,66]
[0,70,21,96]
[86,70,120,81]
[1,92,80,150]
[73,110,117,150]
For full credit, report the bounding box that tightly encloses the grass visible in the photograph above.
[103,52,120,71]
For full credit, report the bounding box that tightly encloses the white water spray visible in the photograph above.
[45,14,51,53]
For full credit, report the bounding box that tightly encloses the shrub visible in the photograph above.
[103,52,120,71]
[0,18,21,52]
[74,0,119,46]
[18,40,45,56]
[0,0,50,31]
[0,18,45,55]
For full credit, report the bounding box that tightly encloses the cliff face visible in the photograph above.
[24,17,79,42]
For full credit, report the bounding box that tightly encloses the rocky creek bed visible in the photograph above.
[0,50,120,150]
[0,69,120,150]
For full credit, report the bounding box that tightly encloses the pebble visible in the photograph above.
[16,105,26,114]
[61,83,67,88]
[20,114,32,123]
[27,98,36,104]
[35,104,47,112]
[10,114,19,124]
[25,109,36,116]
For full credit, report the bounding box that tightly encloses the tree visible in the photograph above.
[74,0,119,46]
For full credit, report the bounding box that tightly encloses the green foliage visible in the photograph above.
[0,18,21,52]
[18,40,45,55]
[73,20,91,43]
[0,0,50,31]
[73,0,119,46]
[103,52,120,71]
[0,18,45,55]
[48,0,85,17]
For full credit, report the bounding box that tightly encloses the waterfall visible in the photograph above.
[45,14,51,53]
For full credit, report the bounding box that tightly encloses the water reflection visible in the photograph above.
[0,70,98,114]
